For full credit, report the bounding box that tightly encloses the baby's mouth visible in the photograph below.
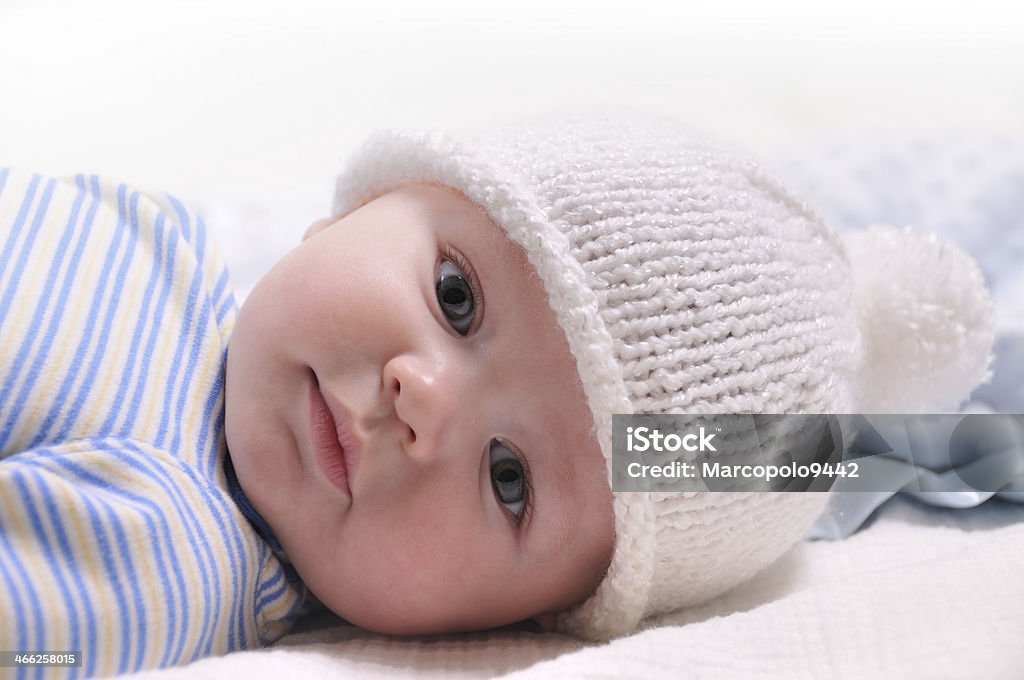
[309,371,357,496]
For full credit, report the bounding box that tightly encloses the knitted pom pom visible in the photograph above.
[843,225,996,412]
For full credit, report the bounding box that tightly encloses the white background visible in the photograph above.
[1,0,1022,209]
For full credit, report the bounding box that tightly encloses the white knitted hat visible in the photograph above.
[331,112,995,640]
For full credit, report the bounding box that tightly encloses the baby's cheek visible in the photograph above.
[319,544,461,633]
[334,513,501,628]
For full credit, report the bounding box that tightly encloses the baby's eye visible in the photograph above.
[489,439,528,520]
[435,258,475,335]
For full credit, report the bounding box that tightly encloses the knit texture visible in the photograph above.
[329,113,989,640]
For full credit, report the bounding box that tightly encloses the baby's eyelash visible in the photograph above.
[438,243,484,320]
[499,438,535,532]
[516,453,535,531]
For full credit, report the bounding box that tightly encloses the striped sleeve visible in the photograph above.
[0,439,306,679]
[0,168,235,477]
[0,168,307,677]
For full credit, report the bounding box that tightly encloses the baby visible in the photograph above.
[226,180,616,635]
[0,113,994,678]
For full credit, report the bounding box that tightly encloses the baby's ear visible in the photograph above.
[303,217,335,241]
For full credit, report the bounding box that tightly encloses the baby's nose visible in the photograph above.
[382,352,469,463]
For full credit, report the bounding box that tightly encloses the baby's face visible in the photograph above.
[225,183,615,634]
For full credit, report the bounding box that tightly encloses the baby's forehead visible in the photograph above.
[526,412,614,596]
[400,182,539,281]
[381,183,494,229]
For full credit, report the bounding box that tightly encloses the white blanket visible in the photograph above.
[124,498,1024,679]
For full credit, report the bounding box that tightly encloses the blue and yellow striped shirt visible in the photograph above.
[0,169,308,678]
